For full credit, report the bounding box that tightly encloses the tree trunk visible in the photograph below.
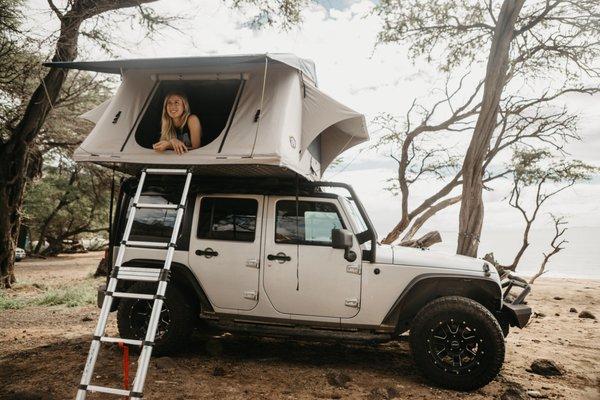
[0,163,26,287]
[400,231,442,248]
[0,15,82,287]
[0,0,158,288]
[504,220,531,271]
[383,174,461,244]
[401,195,462,242]
[456,0,524,257]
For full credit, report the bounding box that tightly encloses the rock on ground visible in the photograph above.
[526,390,548,398]
[367,386,400,400]
[530,359,564,376]
[325,371,352,388]
[578,310,596,319]
[500,386,527,400]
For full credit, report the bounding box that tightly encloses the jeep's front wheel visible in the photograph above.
[409,296,505,391]
[117,282,194,356]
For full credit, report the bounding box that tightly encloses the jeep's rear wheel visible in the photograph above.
[409,296,505,391]
[117,282,194,355]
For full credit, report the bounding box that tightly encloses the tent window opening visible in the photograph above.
[134,79,243,150]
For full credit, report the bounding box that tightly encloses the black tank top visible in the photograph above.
[175,119,192,147]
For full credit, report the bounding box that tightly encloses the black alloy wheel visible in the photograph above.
[427,318,484,374]
[126,297,172,342]
[409,296,505,391]
[117,282,195,355]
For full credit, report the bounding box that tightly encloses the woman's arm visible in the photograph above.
[153,140,172,152]
[188,115,202,149]
[154,138,187,154]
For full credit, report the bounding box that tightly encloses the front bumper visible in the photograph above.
[502,303,532,328]
[500,274,532,328]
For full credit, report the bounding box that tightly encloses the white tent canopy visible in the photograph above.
[46,53,369,180]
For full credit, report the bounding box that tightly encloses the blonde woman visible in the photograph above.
[153,92,202,155]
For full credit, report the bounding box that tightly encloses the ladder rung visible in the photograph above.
[86,385,130,396]
[125,240,170,249]
[117,266,163,281]
[118,275,161,282]
[112,292,155,300]
[118,266,163,273]
[135,203,179,210]
[100,337,143,346]
[144,168,188,175]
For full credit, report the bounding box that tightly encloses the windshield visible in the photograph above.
[342,196,368,233]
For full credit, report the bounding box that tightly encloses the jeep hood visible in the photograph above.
[376,244,494,275]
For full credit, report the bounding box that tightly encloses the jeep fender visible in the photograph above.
[382,274,502,334]
[107,259,214,313]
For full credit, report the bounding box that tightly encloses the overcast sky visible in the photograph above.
[29,0,600,246]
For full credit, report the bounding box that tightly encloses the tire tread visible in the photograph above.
[409,295,505,391]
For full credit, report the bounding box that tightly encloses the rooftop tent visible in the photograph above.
[45,53,369,180]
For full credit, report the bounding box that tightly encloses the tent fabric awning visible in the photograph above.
[301,80,368,170]
[44,53,318,83]
[79,98,112,123]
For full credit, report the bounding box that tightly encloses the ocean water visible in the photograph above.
[430,227,600,280]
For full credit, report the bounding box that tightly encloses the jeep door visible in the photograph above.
[189,195,263,311]
[263,196,362,318]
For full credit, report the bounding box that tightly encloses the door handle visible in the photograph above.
[196,248,219,258]
[267,252,291,263]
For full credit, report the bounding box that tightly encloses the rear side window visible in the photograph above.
[128,194,177,242]
[275,200,344,246]
[197,197,258,242]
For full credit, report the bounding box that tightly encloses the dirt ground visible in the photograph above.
[1,252,598,400]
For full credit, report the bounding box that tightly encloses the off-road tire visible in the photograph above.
[409,296,505,391]
[499,319,510,338]
[117,282,194,356]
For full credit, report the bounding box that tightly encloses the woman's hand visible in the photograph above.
[170,138,188,155]
[153,140,171,152]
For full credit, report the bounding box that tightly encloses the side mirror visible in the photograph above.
[332,228,353,249]
[331,229,357,262]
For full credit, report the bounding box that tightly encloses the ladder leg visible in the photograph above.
[75,170,192,400]
[76,292,115,399]
[127,177,189,398]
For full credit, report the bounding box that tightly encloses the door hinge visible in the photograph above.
[346,265,361,275]
[246,259,259,269]
[243,290,258,301]
[345,298,360,308]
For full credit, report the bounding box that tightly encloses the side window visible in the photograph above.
[128,194,177,242]
[275,200,344,246]
[197,197,258,242]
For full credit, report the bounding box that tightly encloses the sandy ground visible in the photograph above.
[0,252,598,400]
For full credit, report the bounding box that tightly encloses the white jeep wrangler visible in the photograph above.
[101,174,531,391]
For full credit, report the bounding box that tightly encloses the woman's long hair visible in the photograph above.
[160,92,191,142]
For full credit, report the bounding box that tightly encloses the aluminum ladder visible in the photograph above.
[76,168,192,400]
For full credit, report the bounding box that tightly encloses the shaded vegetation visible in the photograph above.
[0,277,99,310]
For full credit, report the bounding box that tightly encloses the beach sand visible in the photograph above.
[0,252,598,399]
